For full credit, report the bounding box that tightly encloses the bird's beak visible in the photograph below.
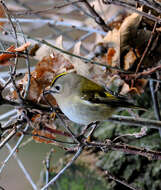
[43,89,56,95]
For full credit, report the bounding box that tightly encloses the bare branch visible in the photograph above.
[82,0,111,31]
[87,140,161,160]
[108,115,161,130]
[41,146,83,190]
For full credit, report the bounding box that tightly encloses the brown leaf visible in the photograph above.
[106,48,116,66]
[0,42,31,65]
[123,49,138,70]
[29,44,40,56]
[120,7,143,53]
[32,128,56,144]
[15,52,74,103]
[0,45,16,65]
[15,42,31,52]
[0,5,5,30]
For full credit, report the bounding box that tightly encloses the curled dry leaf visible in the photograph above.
[0,42,31,65]
[120,79,148,95]
[15,42,31,52]
[31,113,71,144]
[31,112,56,144]
[120,7,143,53]
[0,45,16,65]
[19,75,42,102]
[105,4,130,29]
[29,44,40,56]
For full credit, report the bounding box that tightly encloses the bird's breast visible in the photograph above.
[58,95,116,125]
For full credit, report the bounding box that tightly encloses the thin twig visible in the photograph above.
[21,34,129,73]
[105,170,142,190]
[5,143,37,190]
[22,131,76,145]
[9,67,23,103]
[12,0,83,15]
[135,21,157,74]
[149,80,161,136]
[0,124,29,173]
[41,146,83,190]
[82,0,111,31]
[87,140,161,160]
[16,19,31,99]
[103,0,161,23]
[120,63,161,80]
[107,115,161,130]
[43,92,80,144]
[0,125,21,149]
[1,97,51,112]
[0,18,106,35]
[149,81,161,120]
[44,149,54,187]
[0,0,18,46]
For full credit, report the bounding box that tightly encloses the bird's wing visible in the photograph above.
[81,89,144,109]
[81,89,126,106]
[80,77,144,109]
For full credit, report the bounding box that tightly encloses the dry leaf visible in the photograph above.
[0,4,5,30]
[29,44,40,56]
[103,28,120,67]
[34,43,54,61]
[120,78,147,95]
[55,35,63,49]
[120,7,143,53]
[124,49,137,70]
[32,128,56,144]
[106,47,116,66]
[0,42,30,65]
[73,41,81,55]
[15,52,74,103]
[0,45,16,65]
[15,42,31,52]
[134,79,148,94]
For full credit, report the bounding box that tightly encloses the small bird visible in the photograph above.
[45,72,145,125]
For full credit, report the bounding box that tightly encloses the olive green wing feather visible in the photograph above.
[80,78,145,110]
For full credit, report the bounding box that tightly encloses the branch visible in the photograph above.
[104,170,142,190]
[5,143,37,190]
[82,0,111,31]
[11,0,82,15]
[135,21,157,74]
[0,125,21,149]
[120,64,161,80]
[103,0,161,23]
[108,115,161,130]
[23,34,129,73]
[0,124,29,173]
[87,140,161,160]
[41,146,83,190]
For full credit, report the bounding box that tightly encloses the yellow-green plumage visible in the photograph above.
[49,72,145,125]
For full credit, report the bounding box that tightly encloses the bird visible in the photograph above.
[45,72,145,125]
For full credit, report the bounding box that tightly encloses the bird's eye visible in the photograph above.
[55,84,61,91]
